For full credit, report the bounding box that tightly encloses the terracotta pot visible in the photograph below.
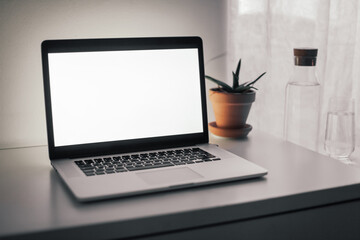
[209,89,255,129]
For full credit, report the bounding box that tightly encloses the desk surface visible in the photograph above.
[1,130,360,239]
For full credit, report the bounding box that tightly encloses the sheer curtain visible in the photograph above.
[227,0,360,153]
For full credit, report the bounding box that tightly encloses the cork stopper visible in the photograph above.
[294,48,318,66]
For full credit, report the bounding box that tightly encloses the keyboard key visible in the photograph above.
[94,158,103,163]
[75,160,84,165]
[83,169,95,173]
[85,172,95,176]
[80,163,93,167]
[81,166,95,170]
[174,162,186,165]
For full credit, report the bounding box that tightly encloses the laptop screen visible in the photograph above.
[48,49,203,147]
[42,37,208,159]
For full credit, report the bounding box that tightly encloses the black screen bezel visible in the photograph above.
[41,37,209,159]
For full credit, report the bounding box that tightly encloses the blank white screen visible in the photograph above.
[48,49,204,147]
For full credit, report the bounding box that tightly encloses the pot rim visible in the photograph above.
[209,88,256,95]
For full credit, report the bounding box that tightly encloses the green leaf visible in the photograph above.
[232,71,239,89]
[235,59,241,78]
[205,75,233,92]
[234,85,258,93]
[238,81,249,87]
[245,72,266,87]
[233,59,241,89]
[234,85,251,92]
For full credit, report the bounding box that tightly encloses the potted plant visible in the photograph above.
[205,59,266,138]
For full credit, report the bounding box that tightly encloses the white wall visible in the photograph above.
[0,0,227,148]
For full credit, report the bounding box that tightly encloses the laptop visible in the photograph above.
[41,36,267,202]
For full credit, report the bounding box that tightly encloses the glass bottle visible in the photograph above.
[284,48,320,151]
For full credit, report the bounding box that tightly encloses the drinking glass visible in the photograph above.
[324,97,355,164]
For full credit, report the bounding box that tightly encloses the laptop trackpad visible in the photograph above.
[137,167,203,185]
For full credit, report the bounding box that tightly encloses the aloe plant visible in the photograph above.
[205,59,266,93]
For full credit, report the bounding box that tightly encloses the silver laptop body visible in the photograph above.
[41,37,267,202]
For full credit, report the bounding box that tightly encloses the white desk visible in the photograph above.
[1,130,360,239]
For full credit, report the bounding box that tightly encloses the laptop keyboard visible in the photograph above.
[74,147,221,176]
